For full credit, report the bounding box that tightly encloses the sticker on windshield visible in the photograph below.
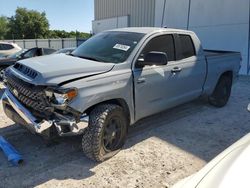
[113,44,130,51]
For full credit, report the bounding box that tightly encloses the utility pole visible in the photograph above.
[161,0,166,27]
[187,0,192,30]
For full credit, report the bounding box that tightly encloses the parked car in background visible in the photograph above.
[54,47,76,54]
[1,27,241,162]
[0,42,22,57]
[173,132,250,188]
[0,47,56,72]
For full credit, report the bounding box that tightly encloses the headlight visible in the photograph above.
[45,88,78,106]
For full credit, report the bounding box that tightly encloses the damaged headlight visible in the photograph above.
[45,87,78,106]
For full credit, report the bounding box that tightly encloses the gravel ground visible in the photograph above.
[1,77,250,188]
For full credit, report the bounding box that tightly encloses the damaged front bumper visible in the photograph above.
[1,88,89,136]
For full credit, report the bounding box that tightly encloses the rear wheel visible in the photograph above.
[82,104,128,162]
[209,75,232,107]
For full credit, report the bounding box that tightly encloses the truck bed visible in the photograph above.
[203,49,241,96]
[204,50,241,58]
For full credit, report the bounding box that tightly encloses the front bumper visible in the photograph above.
[1,88,89,136]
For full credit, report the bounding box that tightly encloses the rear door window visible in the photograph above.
[3,44,14,50]
[0,44,14,50]
[43,48,55,55]
[178,34,195,59]
[23,49,37,58]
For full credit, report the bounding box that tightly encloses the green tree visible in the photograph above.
[0,16,9,39]
[77,32,91,39]
[47,29,91,39]
[7,7,49,39]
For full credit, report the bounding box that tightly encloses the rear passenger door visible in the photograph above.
[173,34,206,101]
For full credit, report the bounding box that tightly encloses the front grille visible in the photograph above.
[5,70,51,117]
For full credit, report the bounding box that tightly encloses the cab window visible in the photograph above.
[140,34,175,62]
[4,44,14,50]
[23,49,37,58]
[0,44,14,50]
[43,48,55,55]
[178,34,196,59]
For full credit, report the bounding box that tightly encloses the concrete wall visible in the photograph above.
[155,0,190,29]
[156,0,249,74]
[92,16,129,34]
[94,0,155,27]
[189,0,249,75]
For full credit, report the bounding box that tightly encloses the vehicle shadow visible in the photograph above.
[126,81,250,162]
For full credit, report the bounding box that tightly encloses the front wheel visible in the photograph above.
[82,104,128,162]
[208,75,232,107]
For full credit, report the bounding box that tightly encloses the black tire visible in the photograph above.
[82,104,128,162]
[209,75,232,107]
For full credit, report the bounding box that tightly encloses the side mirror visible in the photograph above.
[137,51,168,67]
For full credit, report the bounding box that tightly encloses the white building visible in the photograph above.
[93,0,249,74]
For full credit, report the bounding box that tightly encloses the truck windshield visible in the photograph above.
[71,31,145,63]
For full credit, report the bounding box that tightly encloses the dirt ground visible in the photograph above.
[1,77,250,188]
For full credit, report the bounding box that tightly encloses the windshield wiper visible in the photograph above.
[68,53,76,57]
[77,55,102,62]
[69,53,107,62]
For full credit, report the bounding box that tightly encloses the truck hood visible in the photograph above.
[13,54,115,85]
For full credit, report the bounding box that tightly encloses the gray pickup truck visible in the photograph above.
[1,27,241,161]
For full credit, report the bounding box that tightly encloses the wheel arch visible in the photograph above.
[211,70,233,94]
[220,70,233,81]
[84,98,131,125]
[208,70,233,107]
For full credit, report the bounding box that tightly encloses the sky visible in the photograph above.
[0,0,94,33]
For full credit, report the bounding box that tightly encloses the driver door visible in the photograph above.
[133,34,178,120]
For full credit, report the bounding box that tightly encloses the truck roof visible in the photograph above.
[108,27,193,35]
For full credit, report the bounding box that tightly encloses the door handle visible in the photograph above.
[171,67,182,73]
[137,78,146,84]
